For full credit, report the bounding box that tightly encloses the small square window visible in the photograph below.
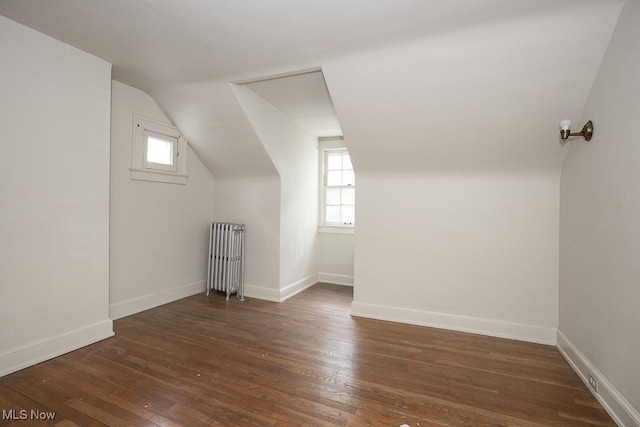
[131,115,187,184]
[143,131,178,172]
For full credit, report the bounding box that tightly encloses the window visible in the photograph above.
[143,131,178,172]
[131,115,187,184]
[320,143,355,231]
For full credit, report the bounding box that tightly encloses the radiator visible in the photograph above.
[207,222,245,301]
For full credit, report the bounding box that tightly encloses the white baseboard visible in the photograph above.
[350,301,557,345]
[0,320,114,377]
[244,275,319,302]
[110,280,205,320]
[279,274,318,302]
[557,331,640,427]
[318,272,353,286]
[243,283,281,302]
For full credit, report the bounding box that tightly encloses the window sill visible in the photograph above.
[130,168,188,185]
[318,226,355,235]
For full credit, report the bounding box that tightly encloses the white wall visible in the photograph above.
[0,16,113,375]
[157,79,351,298]
[153,80,286,301]
[213,176,281,300]
[318,232,354,286]
[319,4,623,344]
[350,173,560,343]
[109,81,215,319]
[142,3,620,320]
[233,85,319,300]
[559,0,640,424]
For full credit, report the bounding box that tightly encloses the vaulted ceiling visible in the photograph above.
[0,0,625,177]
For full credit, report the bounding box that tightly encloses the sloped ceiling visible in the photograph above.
[0,0,624,176]
[240,70,342,138]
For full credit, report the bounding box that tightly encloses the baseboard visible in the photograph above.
[243,283,281,302]
[318,272,353,286]
[279,274,319,302]
[0,320,114,377]
[557,331,640,427]
[244,275,319,303]
[350,301,557,345]
[110,280,206,320]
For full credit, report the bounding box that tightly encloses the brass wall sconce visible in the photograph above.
[560,119,594,141]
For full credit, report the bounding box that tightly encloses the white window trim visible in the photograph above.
[131,115,188,185]
[319,225,355,235]
[318,137,355,234]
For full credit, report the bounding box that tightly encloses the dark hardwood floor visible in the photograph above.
[1,283,615,426]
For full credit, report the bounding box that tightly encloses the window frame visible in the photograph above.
[131,115,188,185]
[318,137,355,234]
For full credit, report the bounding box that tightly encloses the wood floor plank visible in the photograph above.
[1,283,615,426]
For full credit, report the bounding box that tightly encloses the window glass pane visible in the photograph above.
[321,148,355,227]
[327,153,342,170]
[326,188,340,205]
[342,170,355,186]
[342,154,353,170]
[326,206,340,223]
[341,187,355,205]
[147,136,173,165]
[341,206,355,224]
[327,170,342,186]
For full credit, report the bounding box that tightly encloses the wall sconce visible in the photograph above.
[560,119,594,141]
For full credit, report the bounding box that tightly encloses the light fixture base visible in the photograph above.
[581,120,594,141]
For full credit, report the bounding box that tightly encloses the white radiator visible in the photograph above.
[207,222,245,300]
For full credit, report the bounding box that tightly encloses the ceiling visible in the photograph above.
[0,0,625,176]
[0,0,557,92]
[0,0,598,139]
[239,69,342,138]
